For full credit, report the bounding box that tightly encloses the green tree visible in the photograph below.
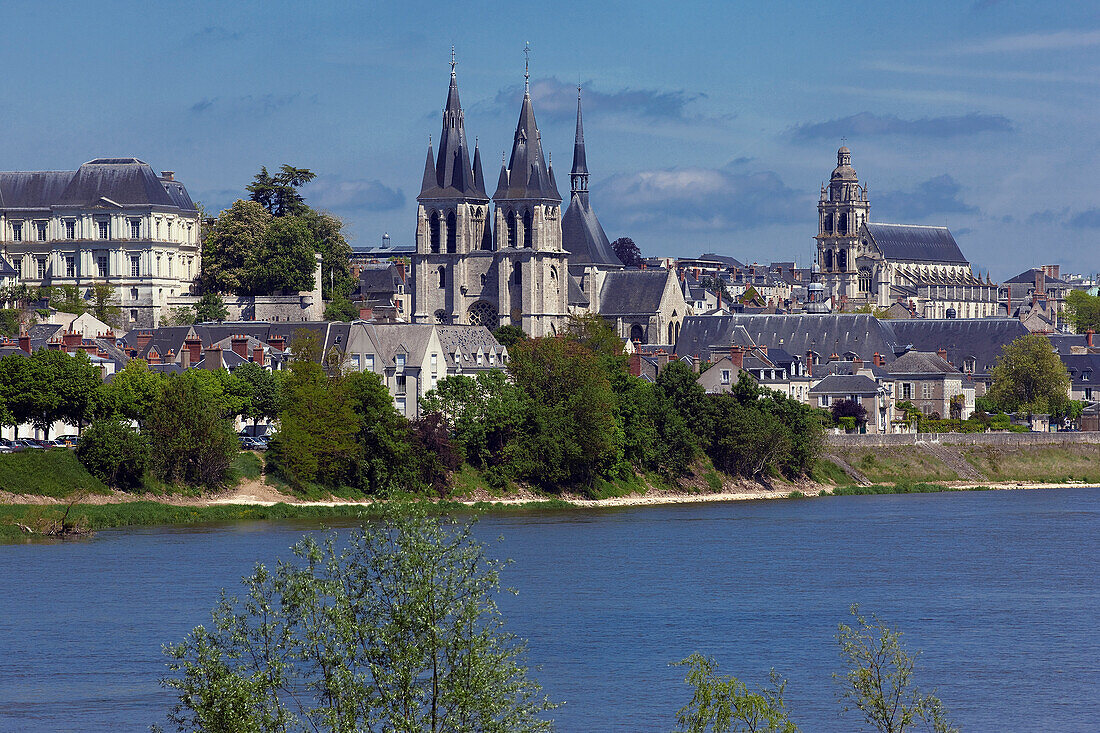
[323,296,359,321]
[611,236,643,268]
[836,606,958,733]
[422,370,524,476]
[1064,289,1100,333]
[199,200,272,295]
[301,209,354,301]
[344,370,418,494]
[49,284,87,315]
[232,362,281,429]
[985,333,1071,416]
[492,324,527,348]
[76,417,150,491]
[145,374,238,488]
[159,509,555,733]
[18,348,103,438]
[98,358,163,428]
[0,308,21,337]
[241,216,318,295]
[0,352,36,437]
[674,654,799,733]
[246,164,317,217]
[90,282,122,328]
[194,292,229,322]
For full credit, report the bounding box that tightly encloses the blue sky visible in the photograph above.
[2,0,1099,279]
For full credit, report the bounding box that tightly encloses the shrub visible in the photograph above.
[145,375,238,489]
[76,418,150,491]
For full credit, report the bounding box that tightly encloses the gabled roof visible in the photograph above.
[810,374,881,395]
[1003,267,1070,287]
[598,270,670,315]
[888,350,958,376]
[697,253,744,269]
[688,314,902,365]
[357,263,402,295]
[1061,353,1100,386]
[864,223,967,264]
[567,274,589,306]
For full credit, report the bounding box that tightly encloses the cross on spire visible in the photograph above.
[450,45,456,76]
[524,41,530,95]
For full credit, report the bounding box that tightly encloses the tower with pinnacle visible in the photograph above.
[815,146,870,302]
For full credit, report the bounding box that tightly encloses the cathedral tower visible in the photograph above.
[815,146,870,302]
[412,52,492,325]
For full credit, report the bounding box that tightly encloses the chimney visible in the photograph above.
[180,345,190,369]
[231,334,249,359]
[136,330,152,352]
[730,345,744,369]
[656,349,670,371]
[829,352,840,362]
[852,356,863,370]
[359,307,373,321]
[873,352,885,367]
[628,352,642,377]
[691,355,700,374]
[937,348,948,361]
[1088,329,1095,348]
[147,348,161,365]
[268,333,286,352]
[161,171,175,181]
[396,261,406,284]
[81,340,96,355]
[1033,269,1045,304]
[1006,284,1012,317]
[252,346,265,366]
[1043,264,1060,280]
[204,344,223,371]
[184,335,202,366]
[47,337,62,351]
[805,350,813,377]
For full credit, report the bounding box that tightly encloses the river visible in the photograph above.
[1,487,1097,732]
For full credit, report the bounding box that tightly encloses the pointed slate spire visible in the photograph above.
[493,50,560,203]
[472,137,486,195]
[419,139,436,197]
[570,86,589,203]
[419,50,486,201]
[496,151,509,193]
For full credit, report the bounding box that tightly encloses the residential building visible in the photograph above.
[887,350,974,419]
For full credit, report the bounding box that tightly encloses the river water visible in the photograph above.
[0,488,1097,732]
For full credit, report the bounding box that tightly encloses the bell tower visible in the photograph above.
[815,146,869,302]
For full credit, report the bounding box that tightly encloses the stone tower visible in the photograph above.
[412,54,492,325]
[490,57,569,336]
[816,146,869,302]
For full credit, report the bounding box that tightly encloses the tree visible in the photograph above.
[411,412,462,497]
[0,352,36,438]
[836,605,958,733]
[241,216,318,295]
[145,373,238,488]
[831,398,868,427]
[76,417,150,491]
[300,209,354,301]
[49,284,88,316]
[232,362,281,428]
[198,200,272,295]
[611,236,643,268]
[90,282,122,328]
[985,333,1071,416]
[343,369,419,494]
[247,164,317,217]
[674,654,799,733]
[0,308,20,338]
[194,292,229,323]
[98,358,163,428]
[1064,289,1100,333]
[159,509,555,732]
[323,296,359,322]
[492,324,527,348]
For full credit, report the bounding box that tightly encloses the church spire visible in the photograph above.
[419,48,486,200]
[570,86,589,203]
[419,137,436,197]
[493,47,560,203]
[472,137,485,195]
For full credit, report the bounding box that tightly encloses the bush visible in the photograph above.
[76,418,150,491]
[145,375,238,489]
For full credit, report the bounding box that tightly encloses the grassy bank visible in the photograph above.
[830,447,959,483]
[0,449,110,498]
[961,444,1100,483]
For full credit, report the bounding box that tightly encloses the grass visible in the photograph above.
[809,457,851,486]
[830,483,993,496]
[0,449,109,498]
[961,445,1100,484]
[836,448,959,484]
[230,451,263,482]
[702,468,724,492]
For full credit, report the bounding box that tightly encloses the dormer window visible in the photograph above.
[395,354,406,371]
[1083,371,1091,382]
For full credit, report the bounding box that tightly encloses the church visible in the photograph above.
[411,55,687,343]
[815,147,998,319]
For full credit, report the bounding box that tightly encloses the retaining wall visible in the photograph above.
[826,432,1100,447]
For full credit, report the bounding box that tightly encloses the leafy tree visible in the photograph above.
[836,605,958,733]
[1064,289,1100,333]
[300,209,354,301]
[492,324,527,348]
[193,292,229,322]
[145,373,238,488]
[160,306,196,327]
[422,371,524,475]
[674,653,799,733]
[90,282,122,328]
[611,236,643,268]
[77,417,150,491]
[98,358,163,428]
[198,200,272,295]
[232,362,281,428]
[709,393,790,479]
[246,164,317,217]
[986,333,1071,416]
[344,369,419,494]
[831,398,868,426]
[0,308,21,337]
[24,348,102,438]
[0,352,36,438]
[323,296,359,321]
[159,509,555,733]
[241,216,318,295]
[411,412,462,497]
[49,284,87,315]
[700,276,733,305]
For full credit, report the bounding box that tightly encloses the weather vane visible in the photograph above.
[450,45,456,74]
[524,42,530,94]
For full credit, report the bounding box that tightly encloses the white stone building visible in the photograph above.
[0,158,201,327]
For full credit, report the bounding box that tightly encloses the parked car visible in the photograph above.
[0,438,15,454]
[55,434,80,448]
[35,439,65,449]
[240,436,268,451]
[15,439,43,449]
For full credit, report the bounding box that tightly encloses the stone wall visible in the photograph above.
[826,432,1100,447]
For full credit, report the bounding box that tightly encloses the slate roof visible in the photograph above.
[436,326,504,369]
[1047,333,1088,355]
[418,68,487,201]
[809,374,880,395]
[356,263,402,295]
[675,317,756,358]
[567,274,589,306]
[598,270,670,314]
[864,223,967,264]
[0,159,196,212]
[1003,268,1071,287]
[1061,353,1100,387]
[888,350,958,376]
[890,319,1028,375]
[494,91,560,202]
[562,198,621,268]
[697,253,744,269]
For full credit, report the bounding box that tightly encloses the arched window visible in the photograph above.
[446,211,457,253]
[838,212,848,234]
[859,268,872,293]
[468,301,498,328]
[667,322,675,343]
[523,210,533,248]
[824,212,833,234]
[437,266,446,288]
[629,323,646,344]
[512,261,522,287]
[507,211,517,248]
[824,250,834,271]
[837,249,848,271]
[429,211,440,253]
[434,309,447,324]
